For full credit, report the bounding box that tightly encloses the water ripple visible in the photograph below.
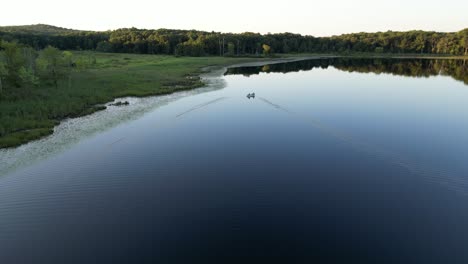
[0,68,228,177]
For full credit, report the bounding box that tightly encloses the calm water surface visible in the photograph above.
[1,58,468,263]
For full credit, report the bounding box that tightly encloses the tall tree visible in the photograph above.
[0,54,5,93]
[227,42,235,56]
[461,31,468,56]
[0,41,25,86]
[36,46,65,88]
[18,46,39,86]
[62,51,74,88]
[262,44,272,56]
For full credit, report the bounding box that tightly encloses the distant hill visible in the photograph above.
[0,24,86,35]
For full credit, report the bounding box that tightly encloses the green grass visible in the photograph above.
[0,53,263,148]
[0,128,54,148]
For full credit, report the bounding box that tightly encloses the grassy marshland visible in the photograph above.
[0,53,261,148]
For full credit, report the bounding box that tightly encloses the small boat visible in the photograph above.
[246,93,256,99]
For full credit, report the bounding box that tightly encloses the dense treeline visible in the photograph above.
[0,31,108,51]
[1,25,467,56]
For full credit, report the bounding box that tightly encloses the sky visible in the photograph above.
[1,0,467,36]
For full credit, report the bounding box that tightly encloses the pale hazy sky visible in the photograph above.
[1,0,467,36]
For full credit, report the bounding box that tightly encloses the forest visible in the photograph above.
[1,24,467,148]
[0,24,467,57]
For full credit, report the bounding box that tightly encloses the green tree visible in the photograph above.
[62,51,73,67]
[0,41,25,86]
[0,55,5,93]
[227,42,235,56]
[19,46,39,86]
[61,51,75,88]
[460,31,468,55]
[375,47,384,53]
[36,46,66,88]
[262,44,272,56]
[464,37,468,56]
[96,41,113,52]
[18,66,39,86]
[414,34,426,53]
[283,41,291,53]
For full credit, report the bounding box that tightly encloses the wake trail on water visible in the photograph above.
[0,72,228,177]
[258,96,468,195]
[176,97,228,118]
[90,96,230,160]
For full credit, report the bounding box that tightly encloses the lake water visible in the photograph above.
[1,58,468,263]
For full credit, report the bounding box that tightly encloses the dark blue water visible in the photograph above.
[1,58,468,263]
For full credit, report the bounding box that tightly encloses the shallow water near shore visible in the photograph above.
[1,58,468,263]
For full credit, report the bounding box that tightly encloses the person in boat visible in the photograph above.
[247,93,256,99]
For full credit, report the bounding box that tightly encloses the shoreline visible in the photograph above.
[0,55,334,150]
[0,69,230,176]
[0,54,465,150]
[0,55,333,176]
[201,55,339,80]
